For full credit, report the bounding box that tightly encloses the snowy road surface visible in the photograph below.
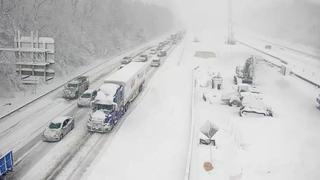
[83,37,192,180]
[0,34,177,179]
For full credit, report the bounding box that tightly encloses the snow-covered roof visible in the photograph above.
[95,91,114,104]
[242,95,267,110]
[99,83,119,96]
[104,61,148,85]
[91,110,106,120]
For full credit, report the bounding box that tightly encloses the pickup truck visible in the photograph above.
[63,76,89,99]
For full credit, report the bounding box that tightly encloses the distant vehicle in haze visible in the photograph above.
[43,116,75,142]
[149,48,157,55]
[63,76,89,99]
[157,50,167,57]
[151,57,161,67]
[265,45,272,49]
[77,89,97,107]
[135,54,148,62]
[121,56,132,64]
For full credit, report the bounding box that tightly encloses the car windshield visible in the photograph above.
[81,93,91,98]
[67,83,78,88]
[94,103,114,111]
[49,122,61,129]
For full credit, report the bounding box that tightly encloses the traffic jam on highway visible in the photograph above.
[0,31,184,179]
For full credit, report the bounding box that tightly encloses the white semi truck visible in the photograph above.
[87,61,150,132]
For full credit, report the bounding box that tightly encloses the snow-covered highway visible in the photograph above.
[0,34,180,179]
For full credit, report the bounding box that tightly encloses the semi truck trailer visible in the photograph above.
[87,61,150,132]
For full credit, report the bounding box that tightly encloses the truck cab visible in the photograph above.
[87,84,124,133]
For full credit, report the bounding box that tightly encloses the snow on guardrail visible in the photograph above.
[237,40,320,88]
[184,66,199,180]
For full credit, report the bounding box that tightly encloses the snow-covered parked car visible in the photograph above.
[221,84,262,107]
[317,94,320,108]
[43,116,75,142]
[77,89,97,107]
[239,96,273,117]
[265,45,272,49]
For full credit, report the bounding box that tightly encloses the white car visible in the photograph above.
[43,116,75,142]
[77,89,97,107]
[135,54,148,62]
[121,56,132,64]
[151,57,161,67]
[240,96,273,117]
[149,49,157,55]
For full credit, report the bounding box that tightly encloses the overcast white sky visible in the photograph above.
[139,0,320,29]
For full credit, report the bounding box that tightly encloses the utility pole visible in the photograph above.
[227,0,236,45]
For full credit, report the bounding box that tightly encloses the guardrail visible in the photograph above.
[237,40,320,88]
[184,66,199,180]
